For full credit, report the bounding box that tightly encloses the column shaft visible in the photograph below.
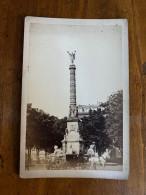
[69,65,76,106]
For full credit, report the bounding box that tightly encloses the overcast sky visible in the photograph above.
[27,23,122,118]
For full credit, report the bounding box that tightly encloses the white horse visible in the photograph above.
[89,151,110,167]
[99,151,110,167]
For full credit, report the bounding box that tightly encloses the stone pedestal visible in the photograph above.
[62,134,84,155]
[62,119,84,155]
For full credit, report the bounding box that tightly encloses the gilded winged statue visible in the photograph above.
[67,51,76,64]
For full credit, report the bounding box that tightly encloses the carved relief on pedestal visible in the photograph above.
[67,121,79,134]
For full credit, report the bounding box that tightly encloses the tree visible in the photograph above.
[79,109,111,155]
[26,104,67,154]
[52,117,67,149]
[102,90,123,151]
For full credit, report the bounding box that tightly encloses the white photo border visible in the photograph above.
[20,17,129,179]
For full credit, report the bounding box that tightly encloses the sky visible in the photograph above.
[27,23,122,118]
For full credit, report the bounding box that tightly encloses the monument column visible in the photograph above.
[67,51,78,118]
[69,64,76,106]
[62,51,84,155]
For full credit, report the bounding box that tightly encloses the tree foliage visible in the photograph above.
[26,104,67,153]
[101,90,123,150]
[79,109,111,155]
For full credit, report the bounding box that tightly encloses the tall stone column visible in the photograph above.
[70,64,76,106]
[62,51,84,155]
[69,64,77,118]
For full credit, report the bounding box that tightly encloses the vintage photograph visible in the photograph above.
[20,17,129,179]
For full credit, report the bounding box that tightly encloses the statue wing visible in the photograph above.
[73,53,75,60]
[69,54,72,60]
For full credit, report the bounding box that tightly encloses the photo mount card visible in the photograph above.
[20,17,129,179]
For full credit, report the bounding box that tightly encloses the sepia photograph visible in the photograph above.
[20,17,129,179]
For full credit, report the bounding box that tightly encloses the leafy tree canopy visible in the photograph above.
[26,104,67,153]
[79,109,111,155]
[101,90,123,150]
